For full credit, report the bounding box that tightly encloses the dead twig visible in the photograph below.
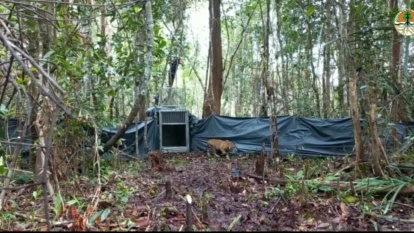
[14,212,75,226]
[0,182,42,190]
[268,196,281,213]
[394,201,414,210]
[372,214,414,223]
[226,214,242,231]
[147,190,166,203]
[333,161,357,176]
[245,173,287,185]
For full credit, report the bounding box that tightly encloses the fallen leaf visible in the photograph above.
[134,205,149,217]
[195,221,204,230]
[67,206,80,220]
[3,202,14,211]
[332,216,342,224]
[317,222,331,229]
[135,217,152,229]
[95,215,101,224]
[85,205,95,217]
[73,216,89,231]
[98,201,114,209]
[168,215,186,222]
[340,202,349,219]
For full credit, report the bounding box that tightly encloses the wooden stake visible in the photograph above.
[185,194,193,232]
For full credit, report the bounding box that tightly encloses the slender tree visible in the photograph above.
[103,0,154,152]
[203,0,223,118]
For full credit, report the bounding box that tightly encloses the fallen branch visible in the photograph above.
[371,214,414,223]
[111,148,139,161]
[190,204,204,229]
[333,161,356,176]
[146,190,166,203]
[14,212,75,226]
[394,201,414,209]
[245,173,287,185]
[0,182,42,190]
[0,140,48,148]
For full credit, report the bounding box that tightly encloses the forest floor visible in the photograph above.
[2,153,414,231]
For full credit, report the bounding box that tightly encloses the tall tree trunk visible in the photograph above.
[259,0,271,117]
[305,20,320,117]
[349,69,365,173]
[202,0,223,118]
[367,82,388,177]
[335,1,347,116]
[389,0,407,150]
[275,0,288,115]
[103,0,154,152]
[134,7,148,122]
[82,2,95,106]
[322,1,332,118]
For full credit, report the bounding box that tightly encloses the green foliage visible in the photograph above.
[115,182,134,205]
[67,197,86,211]
[0,211,17,229]
[285,170,304,197]
[89,208,111,226]
[0,154,8,176]
[354,178,410,214]
[264,187,284,200]
[306,5,316,17]
[32,189,43,200]
[53,194,64,220]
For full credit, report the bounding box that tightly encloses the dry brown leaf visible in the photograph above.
[195,221,204,230]
[67,206,80,220]
[85,205,95,216]
[95,215,101,224]
[135,205,149,217]
[73,215,89,231]
[98,201,113,209]
[331,216,341,224]
[3,202,12,211]
[317,222,331,229]
[340,202,349,219]
[168,215,186,222]
[132,208,139,217]
[135,217,152,229]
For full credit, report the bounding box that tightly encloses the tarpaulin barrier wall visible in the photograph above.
[4,113,414,158]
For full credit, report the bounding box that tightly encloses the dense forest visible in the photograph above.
[1,0,414,231]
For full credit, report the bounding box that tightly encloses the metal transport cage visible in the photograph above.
[158,88,190,153]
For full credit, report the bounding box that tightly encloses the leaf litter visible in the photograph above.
[2,152,414,231]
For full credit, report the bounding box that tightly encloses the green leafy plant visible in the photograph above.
[89,208,111,226]
[115,182,134,206]
[285,170,304,197]
[53,194,64,220]
[67,197,86,211]
[32,189,43,200]
[0,212,17,229]
[0,155,8,176]
[264,187,284,200]
[354,178,410,214]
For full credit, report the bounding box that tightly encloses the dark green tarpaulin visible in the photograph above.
[101,118,158,159]
[190,115,357,156]
[3,112,414,158]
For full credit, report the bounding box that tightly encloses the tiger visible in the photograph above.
[206,139,237,158]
